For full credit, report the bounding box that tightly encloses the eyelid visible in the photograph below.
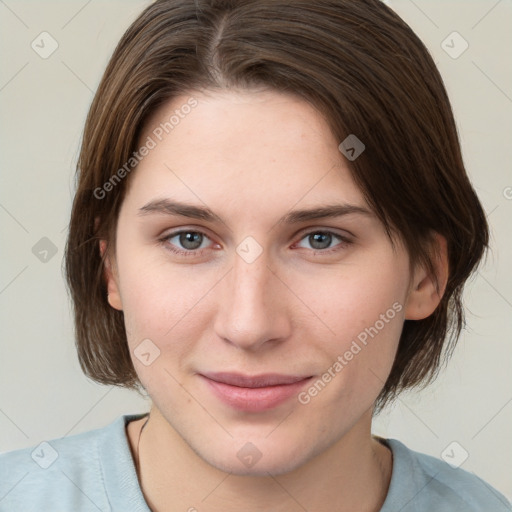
[159,224,217,241]
[295,225,354,240]
[161,224,354,241]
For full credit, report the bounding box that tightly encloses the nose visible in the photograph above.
[213,248,292,351]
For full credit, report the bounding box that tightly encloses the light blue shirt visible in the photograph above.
[1,413,510,511]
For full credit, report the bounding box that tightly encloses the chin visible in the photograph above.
[195,435,323,477]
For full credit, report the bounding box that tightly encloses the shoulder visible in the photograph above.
[380,438,512,512]
[0,413,146,512]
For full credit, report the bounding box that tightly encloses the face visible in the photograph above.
[105,89,421,476]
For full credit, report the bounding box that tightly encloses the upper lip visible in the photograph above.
[200,372,311,388]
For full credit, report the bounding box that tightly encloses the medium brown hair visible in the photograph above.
[64,0,489,412]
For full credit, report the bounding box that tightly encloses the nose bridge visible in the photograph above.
[214,245,288,350]
[232,248,270,305]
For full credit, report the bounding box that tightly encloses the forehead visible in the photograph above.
[124,89,368,218]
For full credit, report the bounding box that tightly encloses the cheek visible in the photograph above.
[292,254,408,401]
[116,260,212,392]
[290,251,408,343]
[116,247,218,352]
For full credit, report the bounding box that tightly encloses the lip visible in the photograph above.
[199,372,312,412]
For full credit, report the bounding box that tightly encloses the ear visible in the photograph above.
[404,233,449,320]
[99,239,123,311]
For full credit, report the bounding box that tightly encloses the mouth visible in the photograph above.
[199,372,313,412]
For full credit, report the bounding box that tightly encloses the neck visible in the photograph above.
[128,406,392,512]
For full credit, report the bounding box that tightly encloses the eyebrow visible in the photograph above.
[137,198,373,225]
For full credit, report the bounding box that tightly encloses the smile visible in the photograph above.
[199,372,313,412]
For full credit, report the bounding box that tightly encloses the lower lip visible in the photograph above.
[201,376,312,413]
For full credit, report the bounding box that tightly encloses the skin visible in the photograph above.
[102,89,448,511]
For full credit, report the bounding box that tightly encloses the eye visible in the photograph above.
[295,230,352,253]
[161,230,215,256]
[160,228,352,258]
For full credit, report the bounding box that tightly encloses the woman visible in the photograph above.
[1,0,510,510]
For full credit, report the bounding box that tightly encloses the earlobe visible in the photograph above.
[404,234,448,320]
[99,240,123,311]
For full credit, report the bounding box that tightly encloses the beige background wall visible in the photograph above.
[1,0,511,502]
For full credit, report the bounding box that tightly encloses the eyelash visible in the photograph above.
[159,229,352,257]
